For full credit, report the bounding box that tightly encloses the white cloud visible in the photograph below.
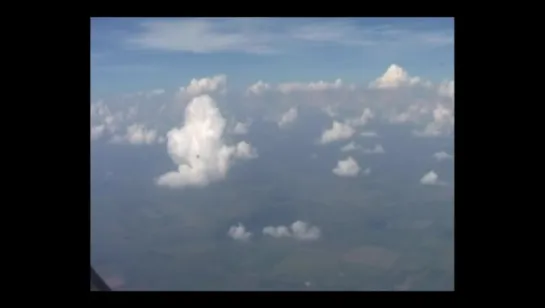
[90,100,124,141]
[438,80,454,101]
[277,79,348,94]
[433,151,453,161]
[278,107,298,128]
[125,18,453,55]
[228,223,252,241]
[263,221,321,241]
[91,125,105,140]
[413,104,454,137]
[345,108,374,127]
[111,124,158,145]
[363,144,385,154]
[233,121,249,135]
[290,221,321,241]
[420,170,440,185]
[246,80,271,96]
[369,64,426,89]
[341,141,361,152]
[155,95,257,188]
[149,88,165,96]
[263,226,291,238]
[235,141,258,159]
[333,156,360,177]
[320,121,355,144]
[360,131,378,138]
[179,75,227,97]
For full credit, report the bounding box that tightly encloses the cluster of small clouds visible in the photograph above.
[90,90,167,145]
[91,64,453,188]
[227,221,321,242]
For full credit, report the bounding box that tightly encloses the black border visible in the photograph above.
[26,13,495,302]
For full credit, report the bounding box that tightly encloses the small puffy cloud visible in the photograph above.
[433,151,453,161]
[341,141,361,152]
[233,121,249,135]
[346,108,374,127]
[111,124,158,145]
[363,144,385,154]
[235,141,258,159]
[360,131,378,138]
[278,107,298,128]
[228,223,252,241]
[246,80,271,96]
[369,64,425,89]
[263,221,321,241]
[263,226,291,238]
[420,170,440,185]
[155,95,257,188]
[290,221,321,241]
[333,156,360,177]
[320,121,355,144]
[179,75,227,97]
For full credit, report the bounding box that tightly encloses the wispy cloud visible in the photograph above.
[123,18,453,55]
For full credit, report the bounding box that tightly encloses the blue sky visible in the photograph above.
[91,17,453,97]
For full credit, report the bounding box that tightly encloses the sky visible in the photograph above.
[91,17,454,291]
[91,17,453,97]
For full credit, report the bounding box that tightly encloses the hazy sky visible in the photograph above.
[91,17,454,291]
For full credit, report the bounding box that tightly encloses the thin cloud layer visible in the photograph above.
[333,156,360,177]
[363,144,385,154]
[155,95,257,188]
[341,141,361,152]
[263,221,321,241]
[124,18,453,55]
[360,131,378,138]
